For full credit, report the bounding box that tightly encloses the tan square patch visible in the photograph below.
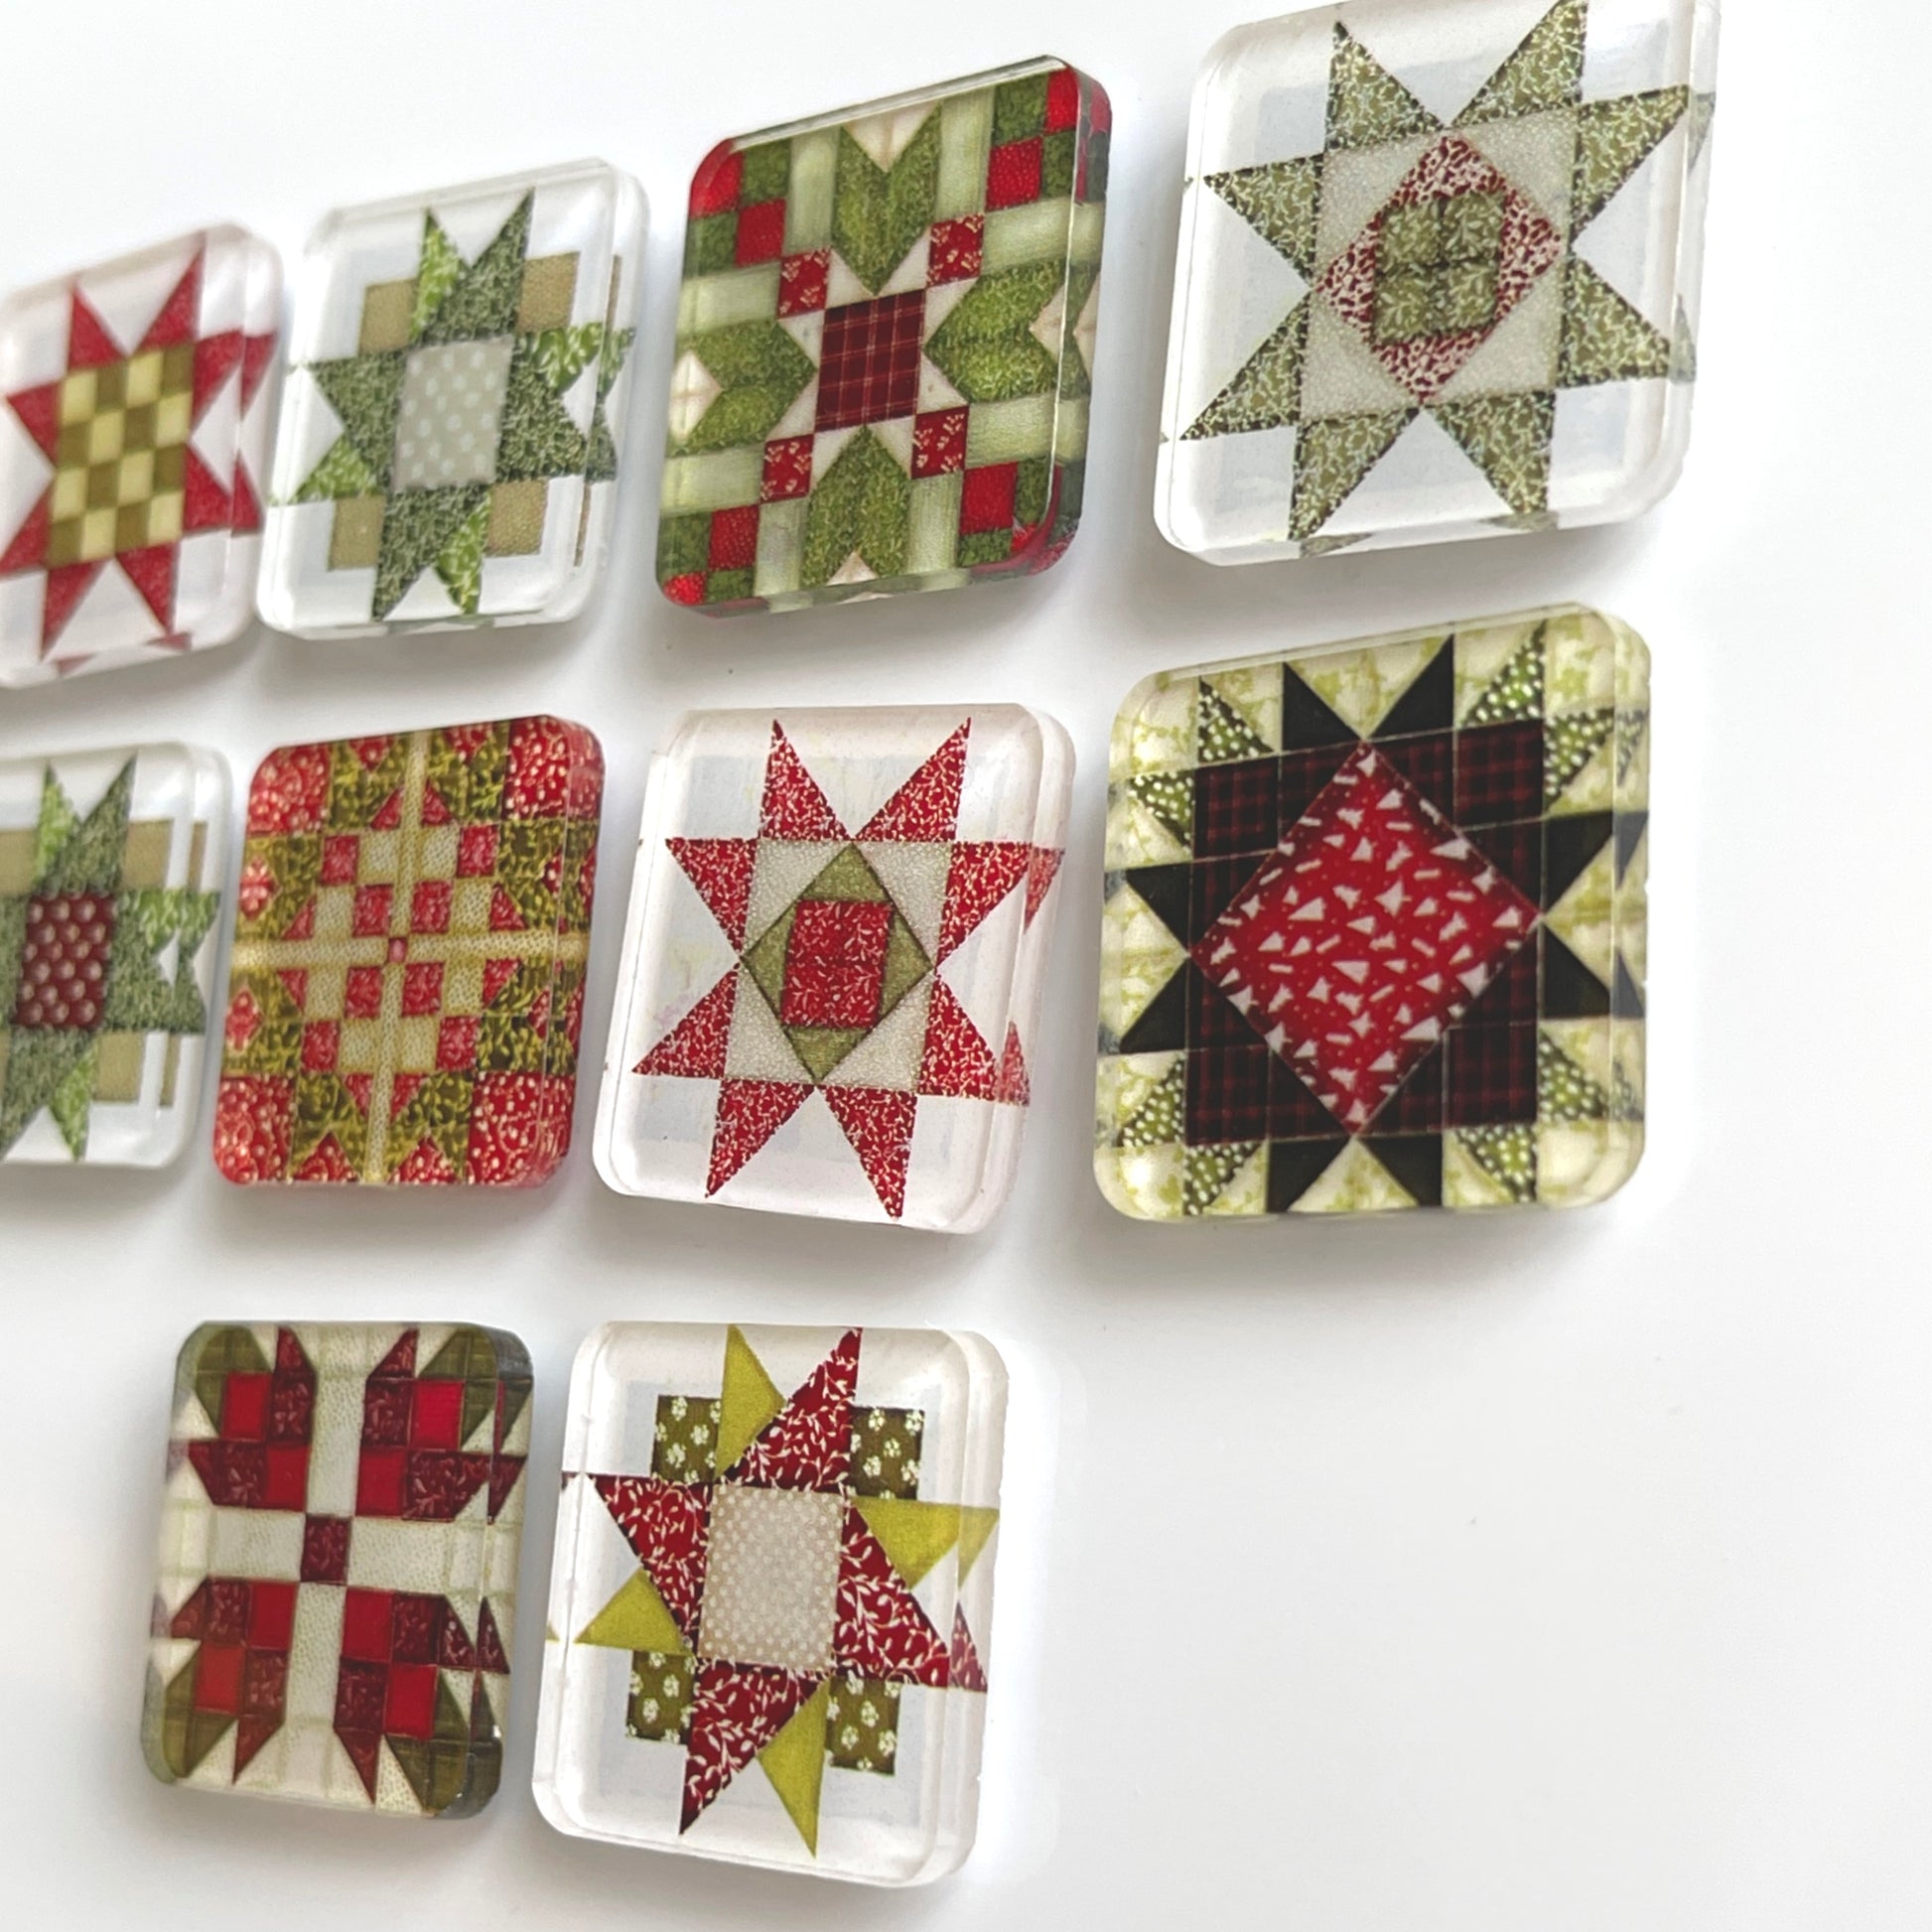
[450,879,494,936]
[414,825,460,882]
[330,496,386,572]
[393,1016,439,1074]
[359,279,417,353]
[357,832,400,883]
[312,886,356,943]
[120,819,174,892]
[441,955,484,1018]
[339,1018,383,1072]
[517,254,578,334]
[486,479,548,557]
[305,966,348,1024]
[0,828,36,895]
[92,1033,147,1104]
[695,1485,843,1674]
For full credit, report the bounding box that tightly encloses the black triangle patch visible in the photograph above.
[1611,955,1646,1019]
[1123,865,1192,944]
[1363,1135,1444,1207]
[1266,1138,1348,1214]
[1118,967,1188,1055]
[1543,932,1611,1019]
[1614,810,1649,881]
[1375,640,1453,739]
[1281,662,1358,750]
[1543,810,1612,909]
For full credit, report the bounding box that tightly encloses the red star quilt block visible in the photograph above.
[535,1322,1007,1884]
[144,1321,531,1817]
[213,715,604,1188]
[595,705,1071,1231]
[1097,607,1649,1218]
[0,226,280,686]
[657,58,1109,615]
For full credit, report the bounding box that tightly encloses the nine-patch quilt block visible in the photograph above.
[213,716,603,1188]
[595,705,1071,1230]
[0,227,280,684]
[1096,607,1648,1218]
[1,744,228,1168]
[144,1321,531,1818]
[259,162,645,638]
[535,1322,1007,1884]
[1156,0,1718,565]
[657,59,1109,615]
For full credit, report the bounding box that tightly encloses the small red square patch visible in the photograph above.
[987,138,1044,210]
[960,463,1020,533]
[263,1446,310,1511]
[321,835,360,886]
[709,504,760,571]
[437,1017,481,1070]
[383,1662,440,1739]
[689,144,743,218]
[340,1587,393,1662]
[761,436,815,501]
[912,408,969,479]
[248,1581,297,1651]
[777,250,830,317]
[927,216,984,286]
[194,1642,245,1714]
[355,1448,405,1518]
[409,1378,466,1449]
[1045,66,1080,133]
[410,881,451,933]
[350,885,391,939]
[345,966,384,1020]
[401,961,445,1018]
[457,825,497,877]
[219,1372,270,1441]
[735,199,787,266]
[301,1023,340,1073]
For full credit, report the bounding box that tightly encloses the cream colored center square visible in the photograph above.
[697,1485,843,1673]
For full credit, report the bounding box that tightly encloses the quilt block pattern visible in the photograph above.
[1096,607,1649,1218]
[213,715,603,1188]
[0,227,279,684]
[536,1322,1007,1885]
[144,1321,531,1818]
[0,744,227,1168]
[595,705,1071,1232]
[1156,0,1718,565]
[260,162,644,637]
[656,59,1109,615]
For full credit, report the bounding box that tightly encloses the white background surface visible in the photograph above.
[0,2,1924,1926]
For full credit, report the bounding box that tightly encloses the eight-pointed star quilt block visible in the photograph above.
[0,743,228,1168]
[0,227,280,685]
[1096,606,1649,1219]
[595,705,1071,1231]
[143,1320,531,1818]
[657,58,1110,615]
[213,715,604,1188]
[259,161,645,638]
[535,1322,1008,1885]
[1156,0,1719,565]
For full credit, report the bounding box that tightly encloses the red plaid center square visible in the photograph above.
[815,293,926,432]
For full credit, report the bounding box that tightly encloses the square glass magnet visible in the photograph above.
[1156,0,1718,565]
[0,742,228,1168]
[1096,607,1648,1217]
[258,161,644,637]
[656,59,1109,614]
[143,1320,531,1817]
[535,1322,1007,1884]
[594,705,1070,1230]
[212,716,603,1186]
[0,226,279,684]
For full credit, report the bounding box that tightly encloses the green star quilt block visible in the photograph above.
[535,1322,1008,1884]
[259,162,645,638]
[0,742,228,1167]
[1156,0,1718,565]
[657,58,1110,616]
[1096,607,1649,1220]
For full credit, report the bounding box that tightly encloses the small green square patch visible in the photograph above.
[739,140,791,207]
[1438,261,1498,335]
[656,512,711,583]
[652,1393,720,1480]
[825,1672,900,1774]
[1440,191,1504,263]
[992,72,1049,146]
[1016,457,1052,528]
[958,528,1013,568]
[847,1406,924,1498]
[706,567,756,604]
[684,213,738,278]
[1378,201,1442,272]
[1041,129,1077,200]
[627,1650,695,1743]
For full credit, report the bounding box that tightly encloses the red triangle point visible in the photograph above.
[138,248,204,351]
[667,837,758,948]
[67,291,124,370]
[0,488,52,574]
[858,721,969,842]
[636,974,737,1081]
[823,1086,916,1219]
[182,445,231,533]
[759,724,847,841]
[41,561,104,647]
[705,1078,811,1194]
[916,979,1000,1100]
[118,544,178,629]
[6,380,63,462]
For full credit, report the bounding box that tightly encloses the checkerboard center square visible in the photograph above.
[13,892,117,1030]
[815,293,926,431]
[695,1484,844,1674]
[780,896,895,1030]
[392,339,515,490]
[1192,745,1539,1133]
[1374,192,1504,345]
[48,345,195,566]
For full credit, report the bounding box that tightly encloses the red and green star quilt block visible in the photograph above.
[144,1321,531,1817]
[1156,0,1718,565]
[1096,606,1649,1218]
[213,715,604,1188]
[0,226,280,685]
[258,162,645,638]
[1,743,228,1167]
[594,705,1071,1231]
[535,1322,1007,1884]
[657,59,1110,616]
